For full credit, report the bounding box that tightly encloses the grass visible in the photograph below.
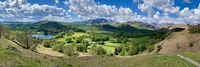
[57,32,88,43]
[0,38,72,67]
[0,38,196,67]
[104,41,122,47]
[181,51,200,63]
[73,54,196,67]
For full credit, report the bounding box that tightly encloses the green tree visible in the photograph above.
[63,45,78,56]
[52,44,64,53]
[76,44,87,52]
[42,40,51,48]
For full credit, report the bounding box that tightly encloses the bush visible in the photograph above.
[157,45,162,53]
[52,44,64,53]
[147,46,154,53]
[127,45,138,56]
[90,46,107,55]
[76,44,87,52]
[63,45,78,56]
[139,44,146,52]
[189,42,193,47]
[42,40,51,48]
[66,38,73,43]
[114,46,122,55]
[176,43,180,49]
[119,51,125,56]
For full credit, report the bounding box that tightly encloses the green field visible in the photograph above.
[57,32,88,43]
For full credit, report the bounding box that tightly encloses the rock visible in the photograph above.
[7,45,21,54]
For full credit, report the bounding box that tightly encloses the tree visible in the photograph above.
[24,28,32,49]
[76,44,87,52]
[42,40,51,48]
[114,46,122,55]
[63,45,78,56]
[0,24,2,38]
[16,27,33,49]
[90,46,107,55]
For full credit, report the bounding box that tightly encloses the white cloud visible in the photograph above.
[183,0,192,3]
[63,0,69,6]
[67,0,139,22]
[55,0,59,4]
[138,0,180,14]
[138,3,154,17]
[0,0,70,22]
[177,4,200,24]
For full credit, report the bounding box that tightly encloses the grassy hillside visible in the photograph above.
[0,38,72,67]
[153,24,200,54]
[0,37,196,67]
[182,51,200,63]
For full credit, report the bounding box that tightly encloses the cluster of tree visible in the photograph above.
[89,33,109,42]
[52,43,78,56]
[188,24,200,33]
[90,45,107,55]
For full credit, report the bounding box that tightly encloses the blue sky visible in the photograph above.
[0,0,200,24]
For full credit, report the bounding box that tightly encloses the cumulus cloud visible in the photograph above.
[178,4,200,24]
[138,0,180,15]
[66,0,140,22]
[138,3,154,17]
[0,0,70,21]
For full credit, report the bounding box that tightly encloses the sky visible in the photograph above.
[0,0,199,24]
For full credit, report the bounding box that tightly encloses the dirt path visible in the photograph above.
[177,54,200,67]
[36,45,65,56]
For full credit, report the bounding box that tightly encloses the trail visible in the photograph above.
[177,54,200,67]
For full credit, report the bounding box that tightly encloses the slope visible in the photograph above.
[153,24,200,54]
[0,38,72,67]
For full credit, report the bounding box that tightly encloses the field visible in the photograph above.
[57,32,88,42]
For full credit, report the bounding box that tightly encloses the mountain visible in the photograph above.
[123,21,156,30]
[76,18,119,25]
[30,20,85,35]
[0,21,35,24]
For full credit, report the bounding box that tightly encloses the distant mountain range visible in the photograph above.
[75,18,119,25]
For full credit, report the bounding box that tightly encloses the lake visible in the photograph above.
[32,34,54,39]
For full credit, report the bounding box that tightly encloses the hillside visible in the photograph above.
[0,37,196,67]
[0,37,72,67]
[153,24,200,54]
[123,22,156,30]
[30,20,84,35]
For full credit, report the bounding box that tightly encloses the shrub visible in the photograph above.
[189,42,193,47]
[90,46,107,55]
[119,51,125,56]
[114,46,122,55]
[176,43,180,49]
[157,45,162,53]
[52,44,64,53]
[42,40,51,48]
[127,45,138,56]
[66,38,73,43]
[139,44,146,52]
[63,45,78,56]
[76,44,87,52]
[147,46,154,53]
